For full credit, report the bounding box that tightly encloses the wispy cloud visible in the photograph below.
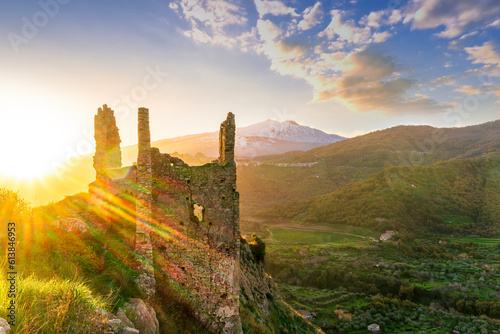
[403,0,500,38]
[464,42,500,77]
[360,9,402,29]
[455,84,500,103]
[170,0,255,49]
[319,10,372,45]
[298,2,323,31]
[254,0,298,18]
[465,42,500,66]
[431,75,456,87]
[308,47,450,114]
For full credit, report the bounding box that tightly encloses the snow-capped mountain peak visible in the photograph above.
[236,119,344,144]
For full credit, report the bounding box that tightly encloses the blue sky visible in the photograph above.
[0,0,499,164]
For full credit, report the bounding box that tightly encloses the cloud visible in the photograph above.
[178,0,247,31]
[360,9,402,29]
[373,31,392,43]
[308,47,449,114]
[171,0,257,49]
[465,42,500,66]
[404,0,500,38]
[254,0,298,18]
[455,85,481,95]
[319,10,393,45]
[431,75,456,87]
[256,19,282,42]
[170,1,451,114]
[256,18,309,69]
[488,19,500,28]
[448,31,479,50]
[319,10,372,44]
[455,84,500,103]
[298,2,323,31]
[463,42,500,77]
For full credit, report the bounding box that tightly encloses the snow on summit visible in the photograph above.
[237,119,344,143]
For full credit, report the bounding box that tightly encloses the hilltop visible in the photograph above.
[238,120,500,213]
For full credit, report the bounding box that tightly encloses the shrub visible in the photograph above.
[249,234,266,263]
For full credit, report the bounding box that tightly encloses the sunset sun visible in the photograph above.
[0,116,64,180]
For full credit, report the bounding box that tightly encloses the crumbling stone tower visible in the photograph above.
[91,107,242,333]
[93,104,121,180]
[219,112,235,164]
[134,108,156,299]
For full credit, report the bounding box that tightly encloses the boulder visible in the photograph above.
[105,318,122,333]
[0,318,10,334]
[123,298,159,334]
[121,327,140,334]
[116,307,134,328]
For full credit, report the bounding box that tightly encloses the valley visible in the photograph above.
[1,117,499,333]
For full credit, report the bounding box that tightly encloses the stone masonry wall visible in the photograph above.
[93,108,242,333]
[135,108,156,300]
[149,113,242,333]
[93,104,121,179]
[219,112,235,164]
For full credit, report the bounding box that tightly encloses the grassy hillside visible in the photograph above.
[238,120,500,214]
[0,188,319,333]
[258,151,500,237]
[258,120,500,164]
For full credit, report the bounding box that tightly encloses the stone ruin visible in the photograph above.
[89,105,242,333]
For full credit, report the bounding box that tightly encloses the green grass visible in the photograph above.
[440,214,473,225]
[0,267,111,334]
[449,237,500,246]
[267,227,365,245]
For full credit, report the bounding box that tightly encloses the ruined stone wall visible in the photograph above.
[219,112,236,164]
[93,104,122,179]
[92,108,242,333]
[149,113,242,333]
[135,108,156,300]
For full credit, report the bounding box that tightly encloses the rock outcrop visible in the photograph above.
[93,104,122,180]
[0,318,11,334]
[122,298,160,334]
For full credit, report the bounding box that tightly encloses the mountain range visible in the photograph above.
[147,119,344,159]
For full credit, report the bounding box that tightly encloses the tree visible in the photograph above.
[249,234,266,263]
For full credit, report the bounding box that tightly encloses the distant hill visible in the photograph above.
[257,120,500,164]
[257,151,500,236]
[152,119,345,157]
[238,120,500,213]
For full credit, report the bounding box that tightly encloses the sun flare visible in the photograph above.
[0,117,65,180]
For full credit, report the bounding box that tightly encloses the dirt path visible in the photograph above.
[245,216,368,239]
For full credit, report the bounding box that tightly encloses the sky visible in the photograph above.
[0,0,500,180]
